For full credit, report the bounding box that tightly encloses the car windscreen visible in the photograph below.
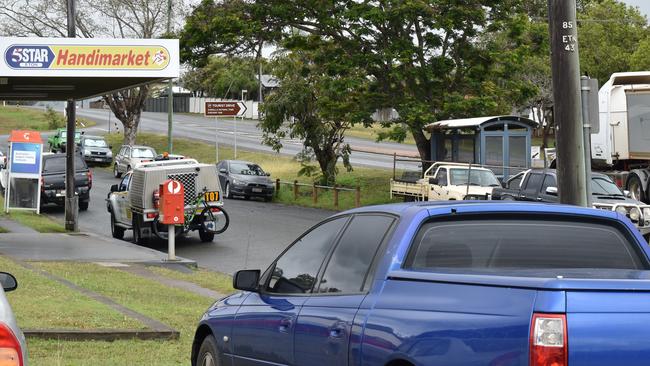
[43,156,87,172]
[83,139,108,148]
[405,218,648,271]
[449,168,500,187]
[229,162,266,176]
[591,177,624,196]
[131,148,155,158]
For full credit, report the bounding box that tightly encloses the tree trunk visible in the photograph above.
[411,127,431,173]
[314,147,337,186]
[103,85,149,145]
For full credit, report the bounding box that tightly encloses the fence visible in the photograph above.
[144,96,190,113]
[275,179,361,209]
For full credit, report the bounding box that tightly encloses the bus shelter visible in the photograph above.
[425,115,538,179]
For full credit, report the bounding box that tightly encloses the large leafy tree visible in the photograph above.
[181,0,532,163]
[262,47,375,184]
[182,56,264,99]
[579,0,649,82]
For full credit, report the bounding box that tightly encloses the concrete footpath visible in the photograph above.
[0,227,195,266]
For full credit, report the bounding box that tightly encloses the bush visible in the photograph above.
[45,106,65,130]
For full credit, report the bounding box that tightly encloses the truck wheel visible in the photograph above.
[111,213,125,239]
[79,200,89,211]
[628,175,646,202]
[199,229,214,242]
[113,164,122,178]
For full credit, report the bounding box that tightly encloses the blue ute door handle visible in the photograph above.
[329,325,345,338]
[278,317,292,333]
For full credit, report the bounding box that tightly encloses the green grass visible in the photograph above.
[147,266,234,295]
[0,196,66,233]
[105,132,400,210]
[0,257,144,330]
[0,105,94,134]
[32,262,215,365]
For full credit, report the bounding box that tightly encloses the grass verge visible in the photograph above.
[0,196,66,233]
[0,105,94,135]
[147,266,234,295]
[0,256,144,330]
[346,123,417,145]
[31,261,215,365]
[105,132,400,210]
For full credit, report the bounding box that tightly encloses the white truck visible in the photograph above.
[390,162,502,201]
[106,159,228,244]
[590,72,650,204]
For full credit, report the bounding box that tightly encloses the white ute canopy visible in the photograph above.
[0,37,179,100]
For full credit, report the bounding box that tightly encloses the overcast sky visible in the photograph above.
[620,0,650,18]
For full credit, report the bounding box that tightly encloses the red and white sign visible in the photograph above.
[204,101,247,117]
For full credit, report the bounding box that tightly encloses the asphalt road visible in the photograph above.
[43,168,333,274]
[34,104,422,171]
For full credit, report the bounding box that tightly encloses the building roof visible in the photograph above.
[424,115,538,131]
[256,74,280,88]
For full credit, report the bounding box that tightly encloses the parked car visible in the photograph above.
[0,272,26,365]
[390,162,501,201]
[47,128,80,153]
[216,160,274,201]
[112,145,156,178]
[79,135,112,165]
[192,201,650,366]
[41,153,92,211]
[492,168,650,236]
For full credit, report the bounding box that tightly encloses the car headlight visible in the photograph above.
[630,207,641,222]
[83,149,91,155]
[107,151,113,157]
[615,206,628,216]
[644,208,650,221]
[232,178,244,185]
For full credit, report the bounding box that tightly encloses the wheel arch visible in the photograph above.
[191,324,214,366]
[385,358,416,366]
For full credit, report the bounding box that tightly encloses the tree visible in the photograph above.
[182,56,264,99]
[0,0,184,144]
[579,0,649,82]
[630,36,650,70]
[261,50,374,184]
[181,0,533,164]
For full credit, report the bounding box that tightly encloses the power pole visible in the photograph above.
[166,0,173,153]
[65,0,78,231]
[548,0,588,207]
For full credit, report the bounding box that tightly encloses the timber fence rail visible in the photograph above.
[275,179,361,209]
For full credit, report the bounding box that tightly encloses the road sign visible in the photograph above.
[205,101,247,117]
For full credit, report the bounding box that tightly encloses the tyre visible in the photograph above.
[225,182,231,199]
[79,200,89,211]
[113,164,122,178]
[264,195,273,202]
[132,214,148,245]
[196,335,220,366]
[199,229,215,242]
[151,216,184,240]
[502,195,516,201]
[627,175,646,203]
[200,206,229,234]
[111,213,125,239]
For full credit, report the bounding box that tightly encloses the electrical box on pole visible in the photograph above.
[548,0,588,207]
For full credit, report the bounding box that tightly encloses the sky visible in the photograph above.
[621,0,650,18]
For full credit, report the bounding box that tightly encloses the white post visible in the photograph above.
[215,117,219,162]
[234,115,237,159]
[167,225,176,261]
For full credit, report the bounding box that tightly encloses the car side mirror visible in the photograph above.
[265,172,271,176]
[109,145,113,149]
[546,186,558,196]
[624,190,632,198]
[233,269,260,292]
[0,272,17,292]
[219,168,227,174]
[429,177,439,185]
[110,184,119,192]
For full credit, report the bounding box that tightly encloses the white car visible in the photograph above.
[112,145,157,178]
[0,272,27,365]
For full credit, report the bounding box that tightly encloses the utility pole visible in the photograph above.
[65,0,78,231]
[548,0,588,207]
[166,0,173,153]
